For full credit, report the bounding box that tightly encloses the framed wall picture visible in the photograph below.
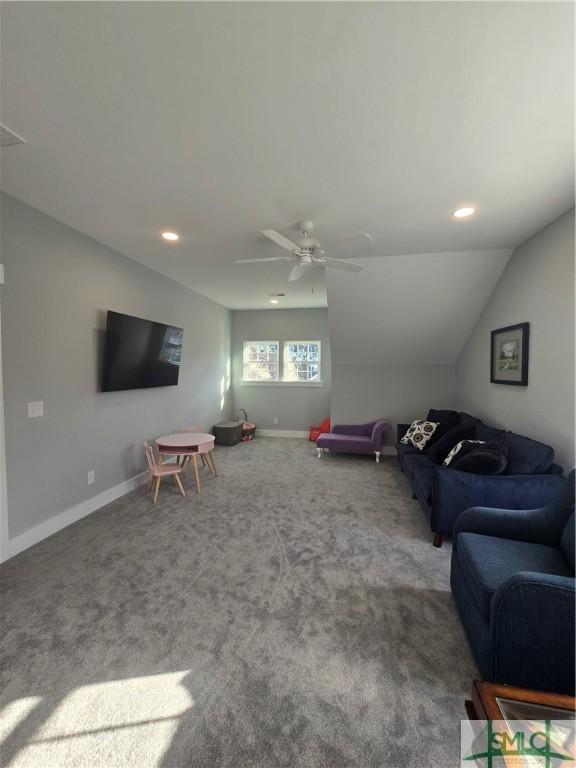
[490,322,530,386]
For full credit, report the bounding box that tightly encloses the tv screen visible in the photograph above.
[101,311,183,392]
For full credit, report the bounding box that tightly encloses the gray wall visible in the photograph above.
[331,364,456,447]
[231,309,330,431]
[456,208,575,470]
[1,194,231,538]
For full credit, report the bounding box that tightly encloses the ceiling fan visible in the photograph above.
[236,221,365,282]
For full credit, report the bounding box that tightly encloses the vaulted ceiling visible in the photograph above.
[327,249,512,365]
[1,2,573,309]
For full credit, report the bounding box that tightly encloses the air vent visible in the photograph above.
[0,124,26,147]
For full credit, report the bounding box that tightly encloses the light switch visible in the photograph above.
[27,401,44,418]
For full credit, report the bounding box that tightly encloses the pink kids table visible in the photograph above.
[156,432,216,495]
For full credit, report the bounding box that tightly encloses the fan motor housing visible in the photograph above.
[297,237,321,251]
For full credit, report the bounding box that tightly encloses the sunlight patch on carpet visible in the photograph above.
[0,696,42,744]
[4,671,193,768]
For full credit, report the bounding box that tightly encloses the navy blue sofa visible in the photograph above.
[451,471,575,694]
[397,413,565,546]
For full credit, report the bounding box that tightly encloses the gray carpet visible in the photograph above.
[0,438,476,767]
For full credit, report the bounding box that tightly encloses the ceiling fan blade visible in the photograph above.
[262,229,300,253]
[288,261,312,281]
[236,256,293,264]
[321,257,364,273]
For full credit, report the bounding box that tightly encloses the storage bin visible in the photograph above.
[213,420,244,446]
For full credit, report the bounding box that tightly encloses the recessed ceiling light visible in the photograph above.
[161,231,179,241]
[269,299,279,304]
[453,207,476,219]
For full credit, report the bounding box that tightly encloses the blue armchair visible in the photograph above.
[451,470,575,694]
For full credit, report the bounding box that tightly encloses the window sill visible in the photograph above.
[239,381,325,388]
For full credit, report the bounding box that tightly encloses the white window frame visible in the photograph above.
[282,340,322,384]
[241,339,324,386]
[242,340,280,383]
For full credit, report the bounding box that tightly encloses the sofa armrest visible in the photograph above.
[332,422,374,437]
[371,420,391,450]
[490,572,575,693]
[454,506,563,549]
[432,469,566,536]
[397,423,411,443]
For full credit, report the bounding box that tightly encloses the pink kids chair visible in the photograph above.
[144,442,186,503]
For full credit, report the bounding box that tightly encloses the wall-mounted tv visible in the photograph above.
[101,311,183,392]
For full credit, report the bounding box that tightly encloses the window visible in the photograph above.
[283,341,321,382]
[242,340,322,384]
[242,341,279,382]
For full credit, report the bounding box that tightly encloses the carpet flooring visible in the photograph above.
[0,438,476,768]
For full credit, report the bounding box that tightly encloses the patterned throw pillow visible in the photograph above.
[443,440,484,466]
[400,420,439,450]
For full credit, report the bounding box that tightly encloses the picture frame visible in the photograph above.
[490,322,530,386]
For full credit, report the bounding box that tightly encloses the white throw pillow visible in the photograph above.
[443,440,484,466]
[400,420,439,450]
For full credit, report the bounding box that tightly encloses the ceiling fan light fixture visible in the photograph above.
[452,206,476,219]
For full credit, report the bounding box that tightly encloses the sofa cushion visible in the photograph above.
[397,442,421,462]
[426,409,460,444]
[561,512,575,570]
[450,436,509,475]
[426,421,477,464]
[475,423,506,442]
[459,412,482,425]
[457,532,573,619]
[503,432,555,475]
[443,440,484,466]
[403,452,426,478]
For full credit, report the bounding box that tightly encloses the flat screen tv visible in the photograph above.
[101,311,183,392]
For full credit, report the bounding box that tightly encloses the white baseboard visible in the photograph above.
[257,429,309,438]
[3,470,149,563]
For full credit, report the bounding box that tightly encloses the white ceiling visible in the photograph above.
[327,249,512,365]
[1,2,573,309]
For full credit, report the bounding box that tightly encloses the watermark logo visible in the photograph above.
[461,719,575,768]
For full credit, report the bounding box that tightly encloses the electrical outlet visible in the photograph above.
[87,470,95,486]
[27,401,44,418]
[273,417,279,425]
